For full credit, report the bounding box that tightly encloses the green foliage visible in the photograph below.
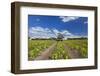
[28,40,54,60]
[28,39,88,60]
[65,40,88,58]
[50,41,69,59]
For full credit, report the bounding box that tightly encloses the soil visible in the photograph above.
[35,42,82,60]
[35,42,57,60]
[64,44,81,59]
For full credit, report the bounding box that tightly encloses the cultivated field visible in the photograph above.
[28,39,88,60]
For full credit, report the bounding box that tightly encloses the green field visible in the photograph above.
[28,39,88,60]
[28,40,55,60]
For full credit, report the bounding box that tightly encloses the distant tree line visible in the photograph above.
[28,33,87,40]
[67,37,87,40]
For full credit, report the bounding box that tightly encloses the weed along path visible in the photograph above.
[64,44,81,59]
[35,42,57,60]
[35,42,81,60]
[28,40,87,60]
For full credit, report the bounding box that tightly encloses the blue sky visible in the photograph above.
[28,15,88,39]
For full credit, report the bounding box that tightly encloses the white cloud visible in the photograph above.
[84,21,88,24]
[52,29,73,36]
[52,29,59,36]
[29,26,56,39]
[28,26,73,39]
[59,16,79,22]
[61,30,73,36]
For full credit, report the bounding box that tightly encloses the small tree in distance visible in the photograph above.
[57,33,64,41]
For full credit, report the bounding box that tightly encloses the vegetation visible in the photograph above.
[57,33,64,41]
[28,39,88,60]
[64,40,88,58]
[50,41,69,59]
[28,40,54,60]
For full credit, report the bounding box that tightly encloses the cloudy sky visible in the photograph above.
[28,15,88,39]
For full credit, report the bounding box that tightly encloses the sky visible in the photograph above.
[28,15,88,39]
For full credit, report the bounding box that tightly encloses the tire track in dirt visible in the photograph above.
[64,44,81,59]
[35,42,57,60]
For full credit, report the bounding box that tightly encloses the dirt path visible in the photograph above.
[35,42,57,60]
[64,44,81,59]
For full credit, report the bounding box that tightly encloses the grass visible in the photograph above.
[28,40,54,60]
[50,41,69,60]
[64,40,88,58]
[28,39,88,60]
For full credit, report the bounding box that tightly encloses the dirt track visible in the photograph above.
[35,42,81,60]
[64,44,81,59]
[35,42,57,60]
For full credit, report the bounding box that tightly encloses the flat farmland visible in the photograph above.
[28,39,88,60]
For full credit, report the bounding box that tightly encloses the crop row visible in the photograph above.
[28,40,88,60]
[64,40,88,58]
[50,41,69,59]
[28,40,54,60]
